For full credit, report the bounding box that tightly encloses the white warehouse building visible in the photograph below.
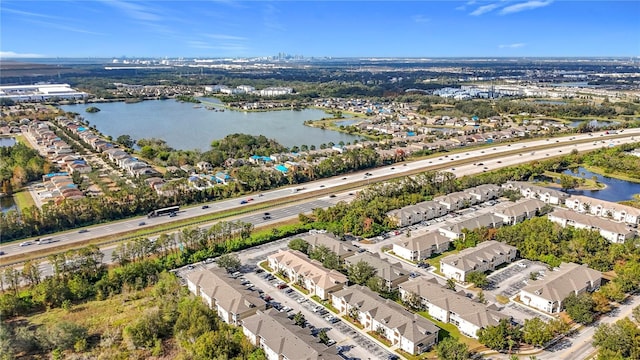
[0,84,88,102]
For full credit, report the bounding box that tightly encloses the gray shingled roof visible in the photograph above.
[242,309,341,360]
[400,278,508,329]
[332,285,439,341]
[186,268,264,315]
[344,252,408,283]
[394,231,451,252]
[440,240,516,272]
[521,262,602,303]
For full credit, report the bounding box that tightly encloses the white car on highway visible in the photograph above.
[19,241,33,247]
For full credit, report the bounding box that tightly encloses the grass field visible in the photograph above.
[13,189,36,211]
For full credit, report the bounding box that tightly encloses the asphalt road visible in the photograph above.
[2,128,639,260]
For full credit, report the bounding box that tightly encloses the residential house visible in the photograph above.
[502,181,569,205]
[547,209,636,243]
[186,268,266,325]
[196,161,213,172]
[434,191,476,211]
[331,285,439,355]
[344,252,409,290]
[386,200,448,227]
[492,199,546,225]
[440,241,517,282]
[267,250,347,300]
[565,195,640,226]
[399,278,509,338]
[438,213,504,240]
[303,232,358,261]
[392,232,452,262]
[241,309,341,360]
[466,184,503,204]
[519,262,602,313]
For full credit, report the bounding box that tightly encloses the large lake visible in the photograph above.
[61,100,360,150]
[562,167,640,202]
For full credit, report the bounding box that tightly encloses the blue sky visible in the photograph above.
[1,1,638,58]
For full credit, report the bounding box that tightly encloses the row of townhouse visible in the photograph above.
[185,268,341,360]
[399,278,509,339]
[39,172,85,203]
[440,241,518,282]
[27,121,92,173]
[547,209,636,243]
[392,199,545,263]
[103,148,159,178]
[565,195,640,226]
[331,285,440,355]
[387,184,503,227]
[267,250,348,300]
[502,181,569,205]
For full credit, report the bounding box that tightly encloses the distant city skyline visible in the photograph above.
[1,1,638,59]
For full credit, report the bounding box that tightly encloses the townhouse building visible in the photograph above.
[331,285,439,355]
[492,199,547,225]
[392,232,452,262]
[519,262,602,313]
[565,195,640,226]
[440,241,517,282]
[268,250,347,300]
[186,268,266,325]
[399,278,509,338]
[547,209,636,243]
[502,181,569,205]
[344,252,410,291]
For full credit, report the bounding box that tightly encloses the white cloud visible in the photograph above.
[412,14,430,23]
[0,51,45,58]
[500,0,553,15]
[205,34,247,41]
[101,0,163,22]
[499,43,526,48]
[470,3,500,16]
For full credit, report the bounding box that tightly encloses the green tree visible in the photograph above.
[522,318,554,347]
[37,321,88,351]
[116,134,135,148]
[446,278,457,290]
[478,318,522,352]
[318,328,330,344]
[288,238,310,254]
[347,260,377,285]
[293,311,306,327]
[593,318,640,360]
[564,292,596,325]
[217,253,241,273]
[435,337,470,360]
[466,271,488,288]
[633,305,640,323]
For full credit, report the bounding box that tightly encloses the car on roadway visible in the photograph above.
[78,229,89,233]
[20,241,34,247]
[329,194,337,198]
[0,251,5,256]
[247,198,254,202]
[341,177,347,180]
[138,222,146,226]
[263,215,271,220]
[390,167,395,170]
[240,200,248,204]
[169,212,177,217]
[201,205,209,209]
[319,184,325,188]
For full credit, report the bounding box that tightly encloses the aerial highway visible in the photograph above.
[1,128,639,263]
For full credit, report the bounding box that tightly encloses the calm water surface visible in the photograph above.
[61,100,361,150]
[561,167,640,202]
[0,137,17,147]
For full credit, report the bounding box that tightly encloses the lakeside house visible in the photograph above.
[502,181,569,205]
[564,195,640,226]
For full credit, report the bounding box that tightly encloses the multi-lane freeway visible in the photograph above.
[1,128,639,262]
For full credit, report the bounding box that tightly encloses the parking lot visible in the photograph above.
[246,270,397,360]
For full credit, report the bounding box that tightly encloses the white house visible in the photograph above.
[331,285,439,355]
[267,250,347,300]
[387,200,448,227]
[519,262,602,313]
[565,195,640,226]
[492,199,547,225]
[438,213,504,240]
[466,184,503,203]
[547,209,636,243]
[392,232,452,262]
[399,278,509,339]
[242,309,341,360]
[186,268,266,325]
[440,241,517,282]
[502,181,569,205]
